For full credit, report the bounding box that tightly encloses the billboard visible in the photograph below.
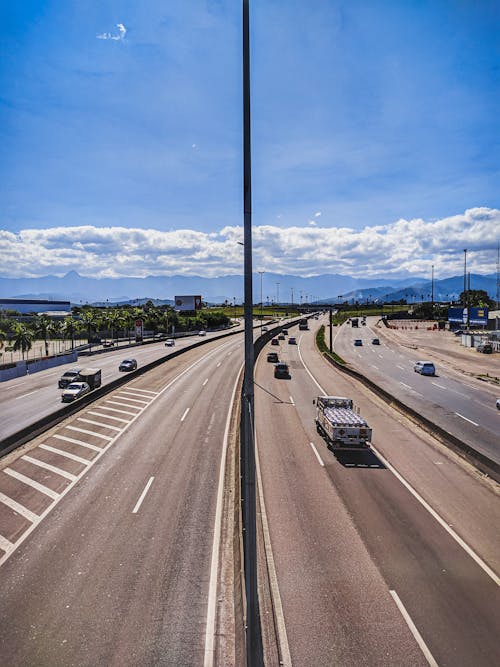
[134,318,144,342]
[174,295,202,312]
[448,307,488,326]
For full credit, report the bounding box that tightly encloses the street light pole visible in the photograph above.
[258,271,264,334]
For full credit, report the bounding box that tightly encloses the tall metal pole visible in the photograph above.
[463,249,467,304]
[258,271,264,335]
[431,264,434,316]
[242,2,262,664]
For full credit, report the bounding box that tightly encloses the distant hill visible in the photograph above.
[0,270,497,305]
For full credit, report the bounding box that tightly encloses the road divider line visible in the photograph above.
[390,590,438,667]
[400,382,412,389]
[396,365,405,370]
[99,404,137,416]
[132,477,155,514]
[0,491,39,523]
[371,365,379,370]
[39,444,91,465]
[309,442,325,467]
[66,426,113,441]
[52,434,102,451]
[4,468,59,499]
[431,382,447,389]
[180,407,190,422]
[87,410,129,424]
[15,390,39,400]
[203,378,209,386]
[77,417,122,432]
[216,362,221,368]
[21,454,77,481]
[454,412,479,427]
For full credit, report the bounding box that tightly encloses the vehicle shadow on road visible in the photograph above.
[331,449,386,469]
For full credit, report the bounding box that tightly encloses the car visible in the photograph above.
[496,398,500,410]
[361,321,366,326]
[453,329,466,336]
[288,337,297,345]
[58,368,81,388]
[154,333,166,340]
[476,343,493,354]
[371,338,380,345]
[414,360,436,376]
[274,362,290,379]
[165,339,175,347]
[267,352,279,363]
[61,382,90,402]
[354,339,363,346]
[271,338,280,346]
[198,330,206,336]
[102,340,114,348]
[119,358,137,372]
[281,329,288,336]
[278,334,285,340]
[262,326,268,332]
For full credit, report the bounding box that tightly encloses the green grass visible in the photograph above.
[213,306,301,319]
[316,324,346,365]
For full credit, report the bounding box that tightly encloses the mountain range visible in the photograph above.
[0,270,497,305]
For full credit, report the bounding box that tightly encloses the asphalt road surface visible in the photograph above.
[255,322,500,666]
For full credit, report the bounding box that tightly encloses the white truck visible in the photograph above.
[314,396,372,450]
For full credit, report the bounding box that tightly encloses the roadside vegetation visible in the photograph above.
[316,324,345,365]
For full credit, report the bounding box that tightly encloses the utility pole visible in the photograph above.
[291,287,294,308]
[276,282,280,306]
[258,271,264,334]
[431,264,434,316]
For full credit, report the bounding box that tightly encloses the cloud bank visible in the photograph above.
[0,208,498,280]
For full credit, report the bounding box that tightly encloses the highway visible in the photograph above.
[332,316,500,464]
[255,322,500,666]
[0,327,239,442]
[0,335,242,666]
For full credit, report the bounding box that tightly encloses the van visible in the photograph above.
[414,361,435,376]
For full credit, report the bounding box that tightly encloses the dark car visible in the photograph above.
[477,343,493,354]
[354,339,363,346]
[102,340,114,347]
[267,352,279,363]
[58,368,81,388]
[274,362,290,379]
[271,338,280,346]
[278,334,285,340]
[288,337,297,345]
[371,338,380,345]
[119,358,137,372]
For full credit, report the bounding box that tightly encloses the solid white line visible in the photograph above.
[372,446,500,586]
[254,434,293,667]
[180,407,190,422]
[0,534,14,553]
[399,382,412,390]
[454,412,479,427]
[104,400,142,411]
[132,477,155,514]
[39,444,91,465]
[289,395,295,405]
[87,410,129,424]
[114,394,149,404]
[77,417,122,432]
[15,390,39,400]
[432,382,447,389]
[4,468,59,499]
[203,378,209,386]
[52,434,102,452]
[66,426,113,441]
[204,364,243,667]
[0,490,39,523]
[390,590,439,667]
[21,455,77,481]
[98,404,136,416]
[309,442,325,467]
[126,387,158,395]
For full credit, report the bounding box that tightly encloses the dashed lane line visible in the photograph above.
[53,434,103,452]
[39,444,91,466]
[455,412,479,427]
[180,407,190,422]
[309,442,325,467]
[15,391,39,400]
[4,468,59,500]
[21,455,77,482]
[132,477,155,514]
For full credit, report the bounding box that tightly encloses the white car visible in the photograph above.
[165,339,175,347]
[61,382,90,403]
[198,330,206,336]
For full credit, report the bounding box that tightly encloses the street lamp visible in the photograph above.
[258,271,264,334]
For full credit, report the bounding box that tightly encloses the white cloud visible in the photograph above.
[0,208,498,279]
[314,211,322,217]
[97,23,127,41]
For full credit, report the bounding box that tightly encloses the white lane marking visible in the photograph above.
[180,407,190,422]
[432,382,447,389]
[87,411,129,424]
[116,390,151,400]
[77,417,122,432]
[114,394,149,405]
[0,534,14,552]
[254,433,292,667]
[289,396,295,405]
[372,446,500,587]
[15,390,39,400]
[4,468,59,500]
[400,382,412,390]
[309,442,325,467]
[0,490,39,523]
[104,400,142,411]
[455,412,479,427]
[53,434,102,452]
[21,455,77,481]
[300,342,500,588]
[390,591,439,667]
[98,404,137,416]
[203,378,209,386]
[132,477,155,514]
[204,365,243,667]
[40,444,91,466]
[371,365,379,370]
[378,354,383,358]
[396,365,405,370]
[126,387,158,395]
[216,362,221,368]
[66,426,113,441]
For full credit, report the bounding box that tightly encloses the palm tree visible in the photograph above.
[81,308,101,344]
[61,317,79,351]
[11,323,34,360]
[34,314,52,356]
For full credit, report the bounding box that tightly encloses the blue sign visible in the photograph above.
[448,307,488,326]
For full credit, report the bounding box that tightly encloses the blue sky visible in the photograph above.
[1,1,499,279]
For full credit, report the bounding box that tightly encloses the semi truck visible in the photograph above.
[75,368,102,390]
[298,318,309,330]
[351,318,359,327]
[314,396,372,450]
